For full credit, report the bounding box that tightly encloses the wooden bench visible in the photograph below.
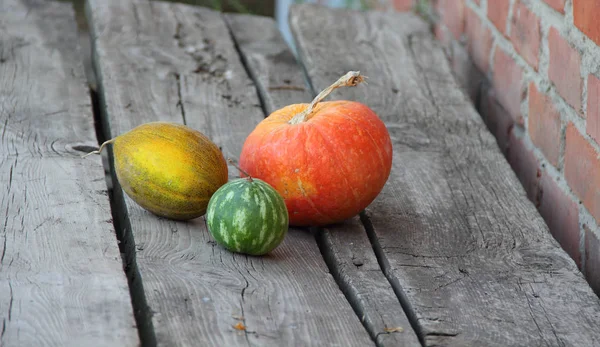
[1,0,599,346]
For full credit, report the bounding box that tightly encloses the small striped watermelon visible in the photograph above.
[206,177,289,256]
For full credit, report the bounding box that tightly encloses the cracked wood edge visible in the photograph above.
[86,0,374,345]
[225,13,421,347]
[0,0,139,346]
[290,4,600,347]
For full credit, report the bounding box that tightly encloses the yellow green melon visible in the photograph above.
[85,122,228,220]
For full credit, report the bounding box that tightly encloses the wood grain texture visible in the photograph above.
[226,14,421,346]
[0,1,139,346]
[319,219,421,346]
[86,1,374,345]
[291,4,600,346]
[224,13,312,114]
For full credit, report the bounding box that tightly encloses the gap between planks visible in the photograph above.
[84,6,158,346]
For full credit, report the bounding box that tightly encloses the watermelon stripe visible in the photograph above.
[206,178,288,256]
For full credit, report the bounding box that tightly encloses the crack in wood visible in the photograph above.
[1,163,13,266]
[233,261,252,346]
[7,282,13,321]
[433,275,466,292]
[238,295,251,345]
[426,331,459,337]
[2,118,9,141]
[71,145,99,153]
[173,72,187,125]
[0,235,6,266]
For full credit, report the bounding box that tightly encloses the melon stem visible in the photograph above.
[288,71,366,125]
[80,138,116,158]
[228,158,253,182]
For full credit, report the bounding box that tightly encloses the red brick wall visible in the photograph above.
[400,0,600,294]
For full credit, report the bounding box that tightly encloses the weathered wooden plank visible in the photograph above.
[224,13,311,114]
[290,4,600,346]
[0,1,139,346]
[225,13,421,346]
[86,1,374,345]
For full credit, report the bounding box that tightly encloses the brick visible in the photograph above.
[435,0,465,40]
[548,27,583,114]
[528,83,561,167]
[585,225,600,296]
[539,172,581,267]
[510,1,541,70]
[574,0,600,46]
[392,0,413,11]
[492,48,524,124]
[587,74,600,144]
[565,123,600,222]
[465,7,493,73]
[506,129,540,203]
[479,86,514,151]
[544,0,565,13]
[487,0,510,34]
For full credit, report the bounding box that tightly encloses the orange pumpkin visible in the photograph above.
[239,72,393,226]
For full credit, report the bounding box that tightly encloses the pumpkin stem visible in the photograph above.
[80,138,117,158]
[288,71,366,125]
[228,158,253,182]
